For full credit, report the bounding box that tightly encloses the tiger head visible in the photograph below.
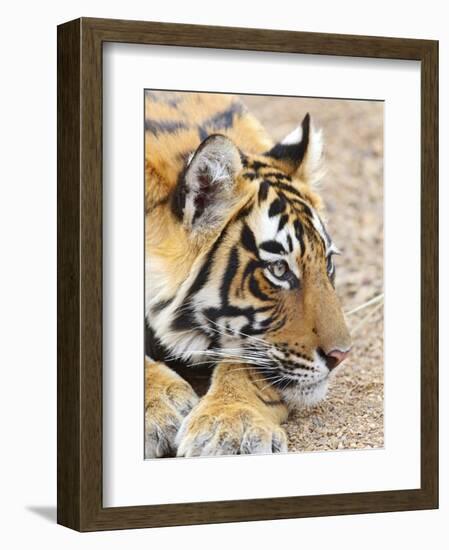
[147,113,352,407]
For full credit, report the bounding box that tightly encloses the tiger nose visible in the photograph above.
[322,348,351,371]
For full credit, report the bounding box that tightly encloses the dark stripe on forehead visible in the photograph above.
[198,102,245,141]
[145,119,188,136]
[251,160,270,171]
[259,171,291,181]
[287,234,293,253]
[202,101,244,131]
[260,240,286,255]
[258,180,270,203]
[145,91,182,107]
[241,224,259,256]
[278,214,289,231]
[268,195,287,217]
[242,170,257,181]
[271,181,305,199]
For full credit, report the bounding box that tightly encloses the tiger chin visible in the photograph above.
[144,92,352,458]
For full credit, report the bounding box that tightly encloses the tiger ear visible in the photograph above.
[173,134,243,232]
[265,113,324,184]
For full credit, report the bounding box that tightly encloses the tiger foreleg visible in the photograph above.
[145,357,199,458]
[176,363,288,457]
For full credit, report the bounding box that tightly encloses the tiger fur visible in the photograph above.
[144,91,352,458]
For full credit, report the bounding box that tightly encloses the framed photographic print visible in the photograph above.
[57,17,438,531]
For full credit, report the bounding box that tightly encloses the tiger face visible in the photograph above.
[147,112,351,408]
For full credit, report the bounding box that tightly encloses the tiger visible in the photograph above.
[144,91,352,458]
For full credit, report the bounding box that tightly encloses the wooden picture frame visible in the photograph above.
[57,17,438,531]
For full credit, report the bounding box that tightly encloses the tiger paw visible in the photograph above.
[145,359,199,458]
[176,401,288,457]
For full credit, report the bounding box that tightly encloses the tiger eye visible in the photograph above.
[269,260,289,278]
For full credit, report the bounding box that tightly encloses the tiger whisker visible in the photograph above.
[186,355,274,368]
[199,353,272,365]
[202,316,271,347]
[206,348,266,357]
[224,365,279,374]
[192,360,262,367]
[190,348,273,366]
[251,374,283,385]
[188,348,270,360]
[191,358,275,369]
[260,375,287,392]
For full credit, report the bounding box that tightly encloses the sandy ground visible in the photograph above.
[242,95,384,451]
